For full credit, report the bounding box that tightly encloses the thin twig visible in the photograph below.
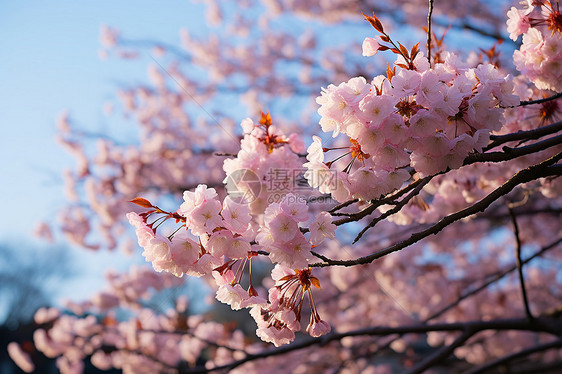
[425,237,562,322]
[515,91,562,107]
[310,153,562,267]
[467,133,562,165]
[353,177,431,243]
[361,238,562,362]
[328,198,359,214]
[332,176,431,226]
[486,120,562,151]
[327,133,561,234]
[406,329,474,374]
[179,317,562,373]
[463,337,562,374]
[508,207,534,320]
[427,0,434,65]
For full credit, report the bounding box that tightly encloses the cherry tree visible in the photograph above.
[12,0,562,373]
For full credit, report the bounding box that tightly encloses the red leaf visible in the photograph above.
[379,35,390,42]
[129,197,153,208]
[249,285,259,297]
[378,45,390,51]
[411,42,420,58]
[363,12,384,33]
[398,42,409,58]
[386,63,395,80]
[310,277,321,289]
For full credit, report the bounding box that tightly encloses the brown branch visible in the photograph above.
[328,198,358,214]
[358,238,562,365]
[352,176,431,243]
[407,329,474,374]
[486,120,562,151]
[441,19,506,41]
[424,237,562,322]
[325,132,560,238]
[516,92,562,107]
[467,133,562,165]
[464,337,562,374]
[509,207,534,320]
[478,206,562,220]
[332,176,431,225]
[310,153,562,267]
[179,317,562,373]
[427,0,434,65]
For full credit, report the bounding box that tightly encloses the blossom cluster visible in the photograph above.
[23,301,240,373]
[127,186,254,279]
[306,16,519,202]
[11,1,562,373]
[223,112,305,214]
[257,194,312,269]
[508,0,562,91]
[250,265,330,347]
[125,116,337,346]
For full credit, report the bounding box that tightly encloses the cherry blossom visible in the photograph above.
[14,1,562,373]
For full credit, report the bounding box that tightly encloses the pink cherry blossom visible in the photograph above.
[309,211,336,245]
[506,6,530,41]
[362,37,380,56]
[7,343,34,373]
[221,196,251,234]
[306,319,331,337]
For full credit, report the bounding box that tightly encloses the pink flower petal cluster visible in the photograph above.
[128,185,255,279]
[309,52,518,201]
[223,116,305,215]
[309,211,336,245]
[250,265,330,346]
[178,184,223,236]
[506,7,531,41]
[127,212,212,277]
[362,37,380,56]
[213,269,267,310]
[509,2,562,91]
[257,194,313,269]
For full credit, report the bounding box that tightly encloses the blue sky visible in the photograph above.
[0,1,212,239]
[0,1,215,306]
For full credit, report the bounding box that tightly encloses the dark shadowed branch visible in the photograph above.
[508,207,534,320]
[178,316,562,373]
[311,153,562,267]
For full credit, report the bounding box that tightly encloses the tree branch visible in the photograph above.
[406,329,474,374]
[516,92,562,107]
[508,207,534,320]
[467,133,562,165]
[327,131,561,237]
[424,237,562,322]
[486,120,562,151]
[331,176,431,224]
[311,153,562,267]
[353,176,430,243]
[179,317,562,373]
[427,0,434,65]
[328,198,358,214]
[464,337,562,374]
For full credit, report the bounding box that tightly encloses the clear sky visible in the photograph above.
[0,1,214,307]
[0,1,212,238]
